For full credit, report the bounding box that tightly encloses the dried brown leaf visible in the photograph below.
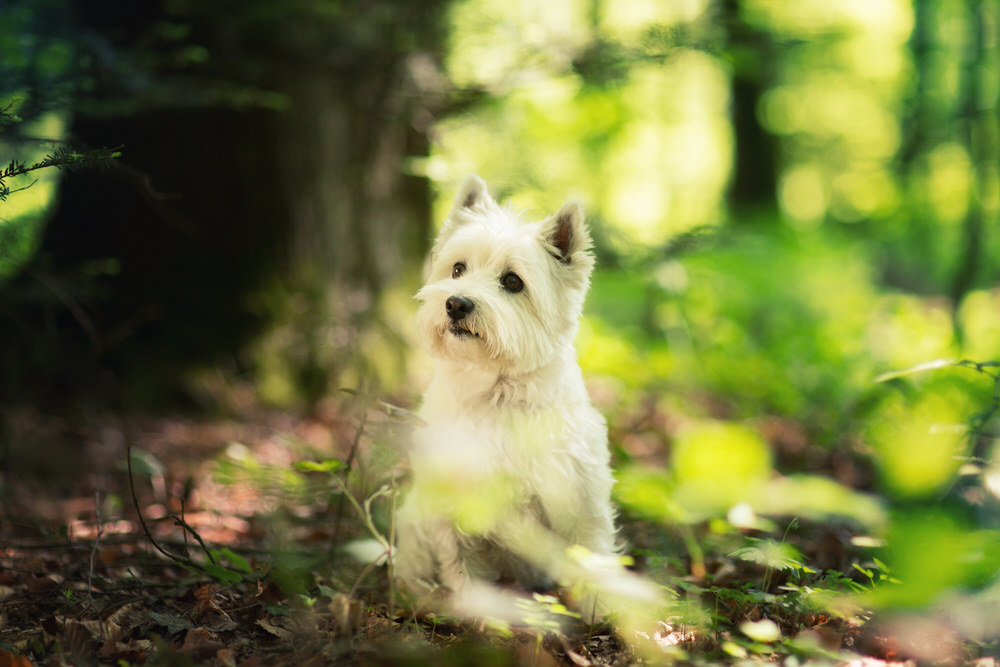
[180,627,225,659]
[217,647,237,667]
[256,617,294,641]
[0,647,34,667]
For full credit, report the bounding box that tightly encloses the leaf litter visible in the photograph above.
[0,402,986,665]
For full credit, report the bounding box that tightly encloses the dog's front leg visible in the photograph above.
[394,516,435,595]
[396,515,472,594]
[431,521,473,593]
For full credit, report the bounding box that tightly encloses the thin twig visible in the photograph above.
[126,443,202,571]
[954,360,1000,456]
[344,393,370,473]
[1,536,271,554]
[347,560,380,599]
[87,490,103,602]
[332,399,370,548]
[334,481,393,553]
[181,495,190,557]
[334,478,394,597]
[388,476,397,619]
[171,513,217,565]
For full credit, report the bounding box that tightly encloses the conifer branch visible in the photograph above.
[1,99,122,202]
[0,145,123,202]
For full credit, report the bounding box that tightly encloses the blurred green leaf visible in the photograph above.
[867,382,974,498]
[739,618,781,643]
[730,540,803,571]
[129,448,166,478]
[874,358,957,383]
[614,466,686,523]
[671,421,771,514]
[863,512,1000,609]
[211,548,253,574]
[203,562,242,585]
[292,459,344,474]
[761,475,886,528]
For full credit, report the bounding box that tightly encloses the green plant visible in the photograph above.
[1,100,120,203]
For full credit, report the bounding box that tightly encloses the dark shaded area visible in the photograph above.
[4,107,288,404]
[0,0,449,408]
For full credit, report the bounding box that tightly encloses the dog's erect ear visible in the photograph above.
[430,175,493,260]
[452,174,490,214]
[541,201,590,263]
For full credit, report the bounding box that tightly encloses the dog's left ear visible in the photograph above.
[541,201,590,264]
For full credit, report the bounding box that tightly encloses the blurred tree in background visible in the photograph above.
[0,0,449,408]
[4,0,995,409]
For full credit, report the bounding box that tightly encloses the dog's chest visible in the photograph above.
[449,405,587,486]
[417,366,603,494]
[487,407,571,469]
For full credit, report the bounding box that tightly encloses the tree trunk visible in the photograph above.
[950,0,997,343]
[721,0,779,221]
[0,0,444,408]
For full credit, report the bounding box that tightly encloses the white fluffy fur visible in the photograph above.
[396,175,618,617]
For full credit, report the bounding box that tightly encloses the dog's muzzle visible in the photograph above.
[446,296,477,337]
[446,296,475,321]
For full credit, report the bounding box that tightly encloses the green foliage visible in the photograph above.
[0,99,120,284]
[578,228,890,437]
[0,98,120,203]
[292,459,345,474]
[212,443,345,507]
[854,358,1000,612]
[211,547,254,574]
[0,100,23,126]
[595,223,1000,646]
[0,143,122,203]
[867,375,975,498]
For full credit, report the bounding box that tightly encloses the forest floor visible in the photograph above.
[0,402,990,666]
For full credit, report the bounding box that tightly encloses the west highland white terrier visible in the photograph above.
[395,175,620,621]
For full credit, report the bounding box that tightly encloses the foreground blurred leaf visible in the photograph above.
[614,466,686,522]
[671,421,771,515]
[129,448,166,478]
[874,358,957,383]
[292,459,344,474]
[343,538,389,565]
[740,618,781,643]
[203,562,242,585]
[761,475,886,528]
[867,384,973,498]
[863,512,1000,609]
[731,540,803,571]
[211,548,253,574]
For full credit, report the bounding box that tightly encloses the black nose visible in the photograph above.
[446,296,475,321]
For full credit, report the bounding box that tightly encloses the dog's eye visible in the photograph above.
[501,272,524,293]
[452,262,466,279]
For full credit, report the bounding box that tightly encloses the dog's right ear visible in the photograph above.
[431,175,492,260]
[452,174,490,214]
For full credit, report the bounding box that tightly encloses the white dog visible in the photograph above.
[395,175,619,619]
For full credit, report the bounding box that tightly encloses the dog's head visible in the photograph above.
[415,175,594,373]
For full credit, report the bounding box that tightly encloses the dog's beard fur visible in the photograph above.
[396,175,628,623]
